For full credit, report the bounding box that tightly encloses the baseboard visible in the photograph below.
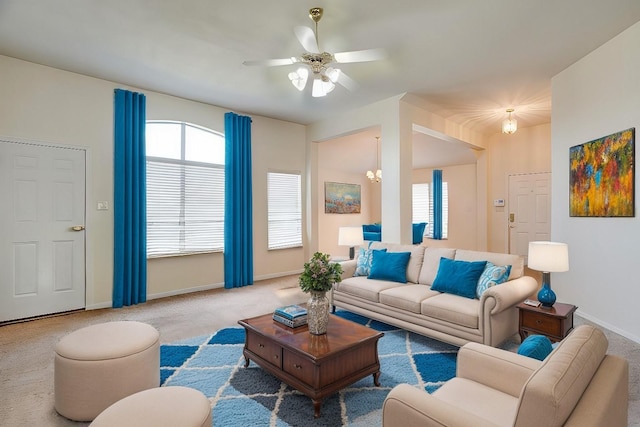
[148,282,225,300]
[254,269,303,281]
[84,271,302,311]
[576,309,640,345]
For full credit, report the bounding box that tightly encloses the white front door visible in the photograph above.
[0,140,86,322]
[508,172,551,260]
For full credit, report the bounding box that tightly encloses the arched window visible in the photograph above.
[146,121,225,257]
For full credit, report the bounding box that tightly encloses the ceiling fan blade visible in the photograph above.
[334,48,386,63]
[294,26,320,53]
[243,58,297,67]
[335,70,359,91]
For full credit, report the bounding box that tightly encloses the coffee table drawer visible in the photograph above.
[245,330,282,368]
[283,349,315,385]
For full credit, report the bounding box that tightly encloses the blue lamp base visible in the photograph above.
[537,272,556,309]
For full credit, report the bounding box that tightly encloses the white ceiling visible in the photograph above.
[1,0,639,167]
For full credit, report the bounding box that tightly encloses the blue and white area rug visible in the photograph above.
[160,310,458,427]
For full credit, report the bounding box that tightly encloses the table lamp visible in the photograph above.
[338,226,364,260]
[527,241,569,308]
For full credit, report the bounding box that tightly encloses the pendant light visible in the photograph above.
[366,137,382,183]
[502,108,517,134]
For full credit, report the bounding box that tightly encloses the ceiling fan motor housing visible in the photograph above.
[301,52,334,74]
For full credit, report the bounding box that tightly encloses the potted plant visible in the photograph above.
[299,252,343,334]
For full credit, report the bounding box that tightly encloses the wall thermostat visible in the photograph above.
[493,199,505,207]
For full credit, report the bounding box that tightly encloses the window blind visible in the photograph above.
[412,183,429,223]
[267,172,302,250]
[147,159,224,256]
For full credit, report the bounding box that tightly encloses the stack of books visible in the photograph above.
[273,304,308,328]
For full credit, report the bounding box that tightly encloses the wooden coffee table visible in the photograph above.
[238,312,384,418]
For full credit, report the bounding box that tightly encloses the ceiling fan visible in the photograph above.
[243,7,386,97]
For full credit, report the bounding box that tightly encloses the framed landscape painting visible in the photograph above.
[569,128,635,217]
[325,182,361,214]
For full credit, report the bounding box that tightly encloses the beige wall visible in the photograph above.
[316,137,382,258]
[486,123,552,253]
[316,169,379,259]
[552,21,640,342]
[413,164,478,249]
[0,55,306,308]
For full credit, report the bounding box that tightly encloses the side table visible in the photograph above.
[517,301,577,343]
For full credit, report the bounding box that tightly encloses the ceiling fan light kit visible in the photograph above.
[243,7,385,97]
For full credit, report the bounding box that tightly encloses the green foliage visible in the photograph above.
[298,252,343,293]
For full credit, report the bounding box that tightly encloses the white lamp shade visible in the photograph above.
[288,67,308,91]
[528,241,569,272]
[338,226,364,247]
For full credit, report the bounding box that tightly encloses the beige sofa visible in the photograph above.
[331,242,538,347]
[382,324,629,427]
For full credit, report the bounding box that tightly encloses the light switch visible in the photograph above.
[97,201,109,210]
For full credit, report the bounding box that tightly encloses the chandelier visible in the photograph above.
[502,108,518,134]
[366,137,382,183]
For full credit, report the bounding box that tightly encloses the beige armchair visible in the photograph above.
[382,325,628,427]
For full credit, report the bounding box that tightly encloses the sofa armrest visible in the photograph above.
[382,384,500,427]
[456,342,540,397]
[337,259,356,280]
[480,275,537,315]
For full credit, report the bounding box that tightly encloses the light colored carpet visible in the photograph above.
[160,310,458,426]
[1,275,638,426]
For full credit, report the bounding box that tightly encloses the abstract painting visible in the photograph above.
[569,128,635,217]
[324,182,361,214]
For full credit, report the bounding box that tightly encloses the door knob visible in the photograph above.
[71,225,85,231]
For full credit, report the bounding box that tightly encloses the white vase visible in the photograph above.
[307,291,330,335]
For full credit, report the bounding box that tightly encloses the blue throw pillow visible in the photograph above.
[354,247,387,277]
[368,250,411,283]
[518,335,553,360]
[412,222,427,244]
[431,258,487,299]
[476,262,512,298]
[362,224,382,233]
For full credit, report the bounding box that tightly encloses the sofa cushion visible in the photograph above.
[455,249,524,280]
[369,250,412,283]
[370,242,425,284]
[336,276,401,303]
[379,284,440,313]
[476,262,512,298]
[354,246,387,277]
[431,258,487,299]
[421,293,479,329]
[418,248,456,285]
[433,377,520,426]
[514,325,609,426]
[518,335,553,361]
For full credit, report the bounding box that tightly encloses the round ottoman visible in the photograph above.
[89,386,212,427]
[54,320,160,421]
